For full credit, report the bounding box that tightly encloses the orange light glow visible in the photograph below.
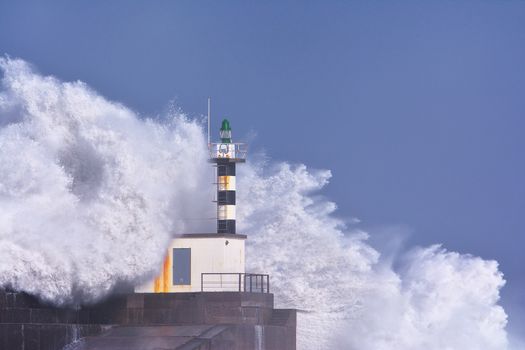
[153,253,171,293]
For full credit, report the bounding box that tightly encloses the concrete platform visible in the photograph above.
[66,325,231,350]
[0,290,296,350]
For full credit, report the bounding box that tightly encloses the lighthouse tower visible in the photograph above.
[135,118,250,293]
[210,119,247,234]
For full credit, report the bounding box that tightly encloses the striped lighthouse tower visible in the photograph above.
[210,119,247,234]
[135,115,254,294]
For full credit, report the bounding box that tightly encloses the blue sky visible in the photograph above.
[1,0,524,329]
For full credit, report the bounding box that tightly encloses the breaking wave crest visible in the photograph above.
[0,58,213,304]
[238,162,508,349]
[0,58,511,349]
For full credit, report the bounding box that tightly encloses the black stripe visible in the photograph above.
[218,220,236,234]
[217,191,236,205]
[217,162,236,176]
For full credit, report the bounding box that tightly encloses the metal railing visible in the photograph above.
[201,273,270,293]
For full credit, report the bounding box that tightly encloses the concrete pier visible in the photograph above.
[0,290,296,350]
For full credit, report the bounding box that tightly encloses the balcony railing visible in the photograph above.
[201,273,270,293]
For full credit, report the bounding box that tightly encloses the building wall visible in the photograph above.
[136,234,246,293]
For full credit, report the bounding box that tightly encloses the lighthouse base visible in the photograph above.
[136,234,246,293]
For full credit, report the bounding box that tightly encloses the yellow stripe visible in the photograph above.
[218,176,236,191]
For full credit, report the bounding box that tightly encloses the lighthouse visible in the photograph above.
[135,118,252,293]
[210,119,247,234]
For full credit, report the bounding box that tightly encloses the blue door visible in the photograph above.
[173,248,191,285]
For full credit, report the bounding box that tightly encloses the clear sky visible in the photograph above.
[1,0,524,329]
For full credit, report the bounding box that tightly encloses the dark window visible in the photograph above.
[173,248,191,285]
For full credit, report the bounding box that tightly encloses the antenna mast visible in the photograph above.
[207,97,211,146]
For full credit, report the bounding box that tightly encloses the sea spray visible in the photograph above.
[0,57,213,304]
[238,161,508,349]
[0,58,510,349]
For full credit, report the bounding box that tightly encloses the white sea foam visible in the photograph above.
[0,58,512,349]
[0,58,213,304]
[237,162,509,349]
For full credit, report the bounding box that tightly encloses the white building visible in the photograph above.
[135,233,246,293]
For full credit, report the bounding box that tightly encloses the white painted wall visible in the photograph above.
[135,235,246,293]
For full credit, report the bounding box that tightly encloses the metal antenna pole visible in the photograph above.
[207,97,211,146]
[208,97,217,228]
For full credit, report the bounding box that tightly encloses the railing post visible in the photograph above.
[238,273,242,292]
[201,273,204,292]
[267,275,270,293]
